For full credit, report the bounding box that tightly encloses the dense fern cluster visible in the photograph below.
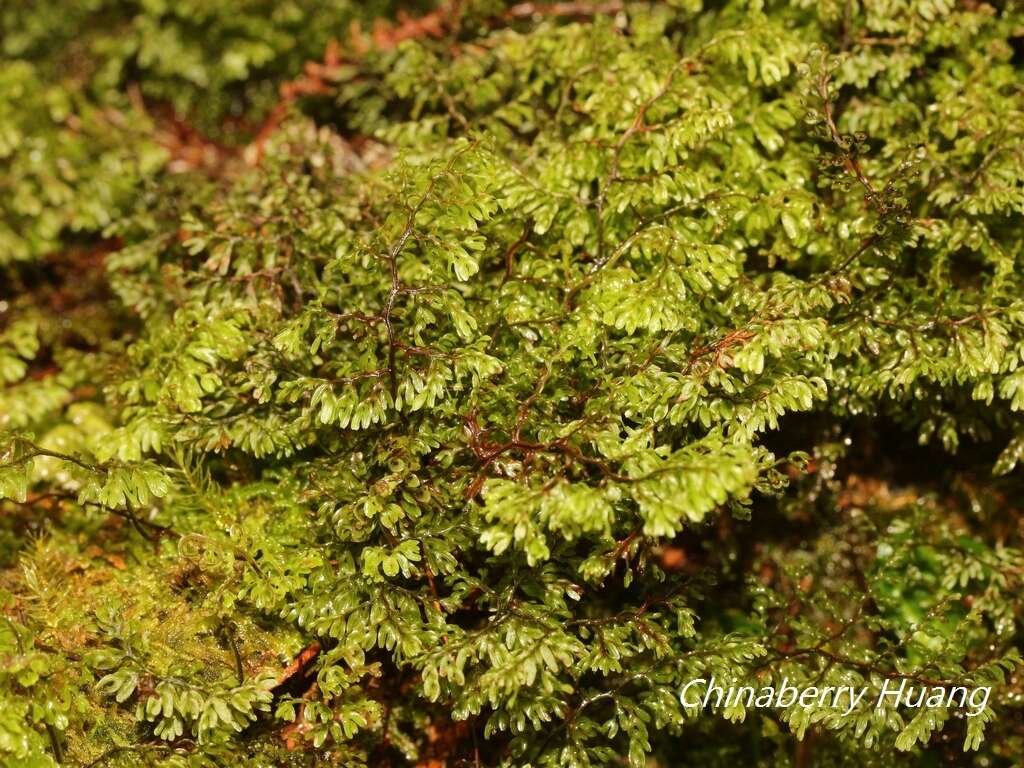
[2,1,1024,766]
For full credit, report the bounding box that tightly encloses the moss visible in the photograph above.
[3,1,1024,765]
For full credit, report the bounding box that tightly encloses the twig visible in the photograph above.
[505,1,624,18]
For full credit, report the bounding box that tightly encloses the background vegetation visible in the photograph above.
[2,1,1024,765]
